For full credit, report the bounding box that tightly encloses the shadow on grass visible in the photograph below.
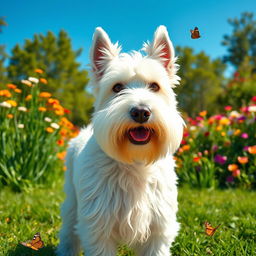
[7,244,56,256]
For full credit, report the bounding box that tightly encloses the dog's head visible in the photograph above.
[90,26,184,164]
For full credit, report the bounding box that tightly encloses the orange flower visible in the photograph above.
[59,117,74,129]
[38,107,47,112]
[46,127,54,133]
[199,110,207,117]
[54,106,65,116]
[228,164,238,171]
[60,128,68,137]
[221,132,226,137]
[25,94,32,101]
[248,145,256,154]
[7,114,14,119]
[237,156,248,164]
[39,92,52,98]
[6,100,17,107]
[0,89,12,97]
[232,169,241,177]
[57,139,65,146]
[39,78,48,84]
[216,125,223,131]
[6,84,17,89]
[35,68,44,74]
[234,129,241,136]
[193,156,201,162]
[57,151,66,160]
[14,88,22,93]
[181,144,190,151]
[48,98,60,105]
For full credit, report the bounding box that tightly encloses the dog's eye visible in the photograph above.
[112,83,124,93]
[149,82,160,92]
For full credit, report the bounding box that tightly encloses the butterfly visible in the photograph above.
[20,232,44,250]
[190,27,201,39]
[204,222,221,236]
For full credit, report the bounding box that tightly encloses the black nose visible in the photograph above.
[130,106,151,123]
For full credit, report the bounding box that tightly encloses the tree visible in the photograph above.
[7,30,94,126]
[222,12,256,69]
[175,47,226,116]
[0,17,8,86]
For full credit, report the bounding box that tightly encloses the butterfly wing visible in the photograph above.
[191,27,201,39]
[20,233,44,251]
[205,222,220,236]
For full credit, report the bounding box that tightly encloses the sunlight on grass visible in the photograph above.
[0,183,255,255]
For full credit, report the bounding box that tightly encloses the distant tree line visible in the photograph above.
[1,12,256,125]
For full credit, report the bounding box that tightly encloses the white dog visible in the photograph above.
[56,26,184,256]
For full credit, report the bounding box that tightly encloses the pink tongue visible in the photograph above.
[129,127,150,142]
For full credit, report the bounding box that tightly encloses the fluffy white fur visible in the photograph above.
[56,26,184,256]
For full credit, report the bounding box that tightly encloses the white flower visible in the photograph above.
[18,106,27,112]
[229,111,241,118]
[21,79,32,86]
[51,123,60,129]
[248,106,256,112]
[44,117,52,122]
[28,77,39,84]
[0,101,12,108]
[18,124,24,129]
[190,126,197,131]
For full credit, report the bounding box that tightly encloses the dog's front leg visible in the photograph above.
[76,218,117,256]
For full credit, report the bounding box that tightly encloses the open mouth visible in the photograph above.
[127,126,152,145]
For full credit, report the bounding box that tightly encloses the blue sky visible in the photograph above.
[1,0,256,74]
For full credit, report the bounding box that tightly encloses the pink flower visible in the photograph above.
[241,133,249,139]
[226,176,234,183]
[214,154,227,165]
[225,106,232,111]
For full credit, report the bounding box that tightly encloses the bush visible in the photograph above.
[0,69,78,191]
[176,98,256,189]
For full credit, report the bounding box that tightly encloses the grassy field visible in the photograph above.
[0,180,256,256]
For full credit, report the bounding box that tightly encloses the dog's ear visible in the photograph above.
[90,27,120,80]
[144,25,175,71]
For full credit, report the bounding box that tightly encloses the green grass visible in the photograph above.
[0,180,256,256]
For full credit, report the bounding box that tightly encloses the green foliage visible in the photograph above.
[7,30,94,126]
[222,12,256,68]
[0,17,8,86]
[176,99,256,189]
[0,74,77,192]
[1,183,256,255]
[175,47,226,116]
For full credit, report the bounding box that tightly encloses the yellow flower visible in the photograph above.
[57,151,66,160]
[6,100,17,107]
[25,94,32,101]
[216,125,223,131]
[0,89,12,97]
[221,132,226,136]
[219,117,230,125]
[38,107,47,112]
[46,127,54,133]
[39,92,52,98]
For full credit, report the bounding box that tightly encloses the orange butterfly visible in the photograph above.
[21,232,44,250]
[204,222,221,236]
[190,27,201,39]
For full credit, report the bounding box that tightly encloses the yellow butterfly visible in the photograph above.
[21,232,44,250]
